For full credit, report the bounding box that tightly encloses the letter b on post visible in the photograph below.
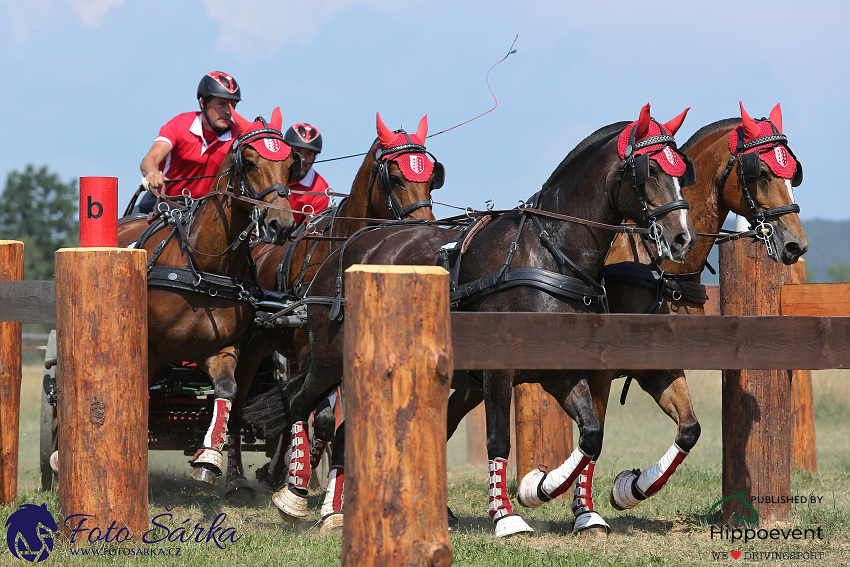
[79,177,118,247]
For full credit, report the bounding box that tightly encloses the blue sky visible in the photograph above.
[2,0,848,220]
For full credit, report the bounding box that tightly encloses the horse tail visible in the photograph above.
[243,378,291,438]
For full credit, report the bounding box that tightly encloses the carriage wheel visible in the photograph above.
[40,330,59,492]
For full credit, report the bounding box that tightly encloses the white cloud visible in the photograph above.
[64,0,123,28]
[200,0,405,56]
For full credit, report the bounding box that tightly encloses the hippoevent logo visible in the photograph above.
[5,504,241,562]
[705,492,826,561]
[5,504,58,562]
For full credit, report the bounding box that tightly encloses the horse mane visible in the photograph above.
[542,121,630,190]
[681,118,740,151]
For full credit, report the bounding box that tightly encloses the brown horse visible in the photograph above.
[244,104,698,537]
[116,108,299,487]
[510,102,808,535]
[222,113,442,504]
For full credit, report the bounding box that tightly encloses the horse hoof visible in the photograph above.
[575,526,608,537]
[517,468,548,508]
[494,515,535,538]
[49,451,60,474]
[610,469,642,511]
[225,478,257,505]
[277,509,298,525]
[256,463,286,493]
[572,511,610,536]
[320,513,344,536]
[191,466,219,486]
[272,486,309,520]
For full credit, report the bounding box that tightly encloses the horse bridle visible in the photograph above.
[614,120,693,248]
[227,118,303,239]
[368,130,445,220]
[716,118,803,254]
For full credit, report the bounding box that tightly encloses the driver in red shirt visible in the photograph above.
[137,72,242,213]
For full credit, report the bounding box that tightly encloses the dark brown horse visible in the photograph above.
[245,104,698,537]
[221,113,442,503]
[507,102,808,535]
[116,108,298,487]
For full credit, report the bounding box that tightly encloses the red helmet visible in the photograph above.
[197,72,241,104]
[284,123,322,153]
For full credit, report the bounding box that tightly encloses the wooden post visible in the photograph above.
[0,241,24,505]
[786,259,817,473]
[56,248,148,535]
[514,383,573,481]
[720,239,791,524]
[342,266,453,567]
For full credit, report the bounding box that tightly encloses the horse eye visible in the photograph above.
[649,168,658,179]
[389,175,404,187]
[244,158,258,171]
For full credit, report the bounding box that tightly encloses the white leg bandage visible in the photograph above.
[611,443,688,510]
[321,466,344,517]
[636,443,688,497]
[540,447,592,499]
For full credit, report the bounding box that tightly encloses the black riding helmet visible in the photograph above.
[284,123,322,154]
[197,71,241,104]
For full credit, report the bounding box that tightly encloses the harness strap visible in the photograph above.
[148,267,262,304]
[450,266,604,308]
[600,263,708,307]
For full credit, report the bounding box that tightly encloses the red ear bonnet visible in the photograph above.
[635,103,651,141]
[376,112,396,147]
[617,103,687,177]
[271,107,283,131]
[729,102,797,179]
[375,112,434,183]
[739,101,761,142]
[231,107,292,161]
[415,115,428,143]
[768,103,783,134]
[664,107,690,136]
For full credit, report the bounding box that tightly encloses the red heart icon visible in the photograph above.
[731,551,742,559]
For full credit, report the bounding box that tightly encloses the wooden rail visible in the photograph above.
[450,312,850,370]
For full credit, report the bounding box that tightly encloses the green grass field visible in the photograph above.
[2,367,848,566]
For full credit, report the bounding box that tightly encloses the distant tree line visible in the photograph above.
[0,165,78,280]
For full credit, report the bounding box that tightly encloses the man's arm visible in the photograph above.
[140,141,172,191]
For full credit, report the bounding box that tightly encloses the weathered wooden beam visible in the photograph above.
[451,312,850,371]
[781,282,850,317]
[0,280,56,323]
[787,259,817,473]
[56,248,149,536]
[0,241,24,504]
[721,239,790,524]
[343,266,452,567]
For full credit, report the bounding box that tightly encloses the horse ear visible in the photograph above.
[271,107,283,131]
[416,115,428,143]
[739,101,760,141]
[664,107,690,136]
[768,103,783,133]
[376,112,396,147]
[231,107,252,136]
[635,103,651,140]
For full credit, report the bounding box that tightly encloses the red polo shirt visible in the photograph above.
[154,112,235,198]
[289,168,330,224]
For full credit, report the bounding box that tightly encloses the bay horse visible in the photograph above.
[115,108,299,488]
[509,102,808,535]
[221,113,442,504]
[245,104,697,537]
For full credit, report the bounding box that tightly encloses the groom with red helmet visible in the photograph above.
[137,72,242,213]
[284,123,330,224]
